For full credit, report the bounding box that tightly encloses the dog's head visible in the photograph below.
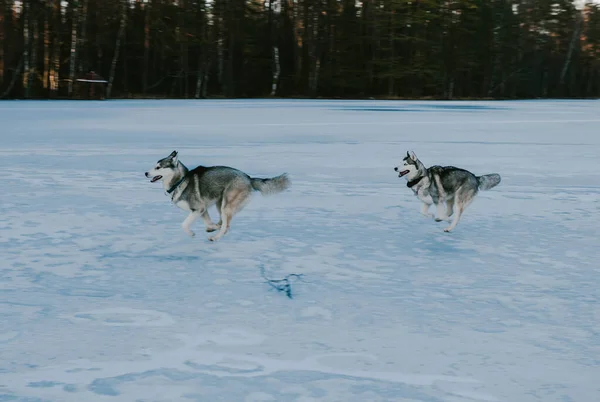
[394,151,423,180]
[145,150,179,183]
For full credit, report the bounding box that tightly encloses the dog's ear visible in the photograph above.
[168,150,178,164]
[409,151,417,161]
[406,151,410,159]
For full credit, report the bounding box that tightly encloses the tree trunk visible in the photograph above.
[107,0,127,98]
[180,0,188,98]
[226,28,234,97]
[387,8,395,97]
[271,46,280,96]
[268,0,277,96]
[143,0,151,94]
[194,60,210,100]
[300,0,310,93]
[77,0,88,74]
[0,0,4,86]
[559,11,583,95]
[218,34,223,90]
[68,0,79,96]
[216,0,223,90]
[23,0,30,98]
[309,10,321,96]
[195,55,203,99]
[43,3,50,90]
[202,67,209,98]
[95,2,102,72]
[0,57,23,98]
[31,8,38,95]
[49,0,61,96]
[586,66,594,97]
[224,0,235,97]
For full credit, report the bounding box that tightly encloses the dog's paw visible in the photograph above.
[443,227,452,232]
[205,226,219,233]
[186,230,196,237]
[208,235,220,242]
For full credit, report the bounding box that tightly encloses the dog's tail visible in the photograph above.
[250,173,291,195]
[477,173,501,191]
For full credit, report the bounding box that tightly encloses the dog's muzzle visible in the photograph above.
[394,167,410,177]
[145,172,162,183]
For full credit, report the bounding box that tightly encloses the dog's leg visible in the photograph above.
[433,176,451,222]
[444,204,463,232]
[209,210,231,242]
[446,198,454,217]
[215,197,223,227]
[201,210,220,233]
[420,202,434,219]
[444,189,475,232]
[182,211,202,237]
[209,187,251,242]
[209,197,233,242]
[435,202,451,222]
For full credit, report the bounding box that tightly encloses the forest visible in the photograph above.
[1,0,599,99]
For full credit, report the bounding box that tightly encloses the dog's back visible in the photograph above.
[428,165,479,195]
[190,166,251,200]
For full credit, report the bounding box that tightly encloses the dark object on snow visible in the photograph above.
[260,265,304,299]
[73,71,108,100]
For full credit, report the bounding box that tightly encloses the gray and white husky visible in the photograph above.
[395,151,501,232]
[145,151,291,241]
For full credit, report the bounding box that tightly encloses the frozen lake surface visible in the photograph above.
[1,99,599,401]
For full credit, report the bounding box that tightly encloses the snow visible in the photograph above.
[1,99,599,402]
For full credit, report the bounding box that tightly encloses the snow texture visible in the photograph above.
[1,99,599,402]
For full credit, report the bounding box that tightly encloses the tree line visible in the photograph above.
[1,0,599,100]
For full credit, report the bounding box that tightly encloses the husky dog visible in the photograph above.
[145,151,291,241]
[395,151,501,232]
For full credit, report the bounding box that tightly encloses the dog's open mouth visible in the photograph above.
[398,170,410,177]
[150,175,162,183]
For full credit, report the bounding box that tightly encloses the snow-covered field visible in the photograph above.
[1,99,599,402]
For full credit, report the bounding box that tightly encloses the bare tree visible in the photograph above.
[142,0,151,94]
[271,46,280,96]
[77,0,87,74]
[269,0,280,96]
[23,0,30,98]
[43,0,51,90]
[31,4,39,93]
[179,0,189,98]
[559,10,584,94]
[387,5,395,97]
[107,0,127,98]
[194,0,208,99]
[0,57,23,98]
[49,0,61,95]
[0,0,4,86]
[68,0,78,96]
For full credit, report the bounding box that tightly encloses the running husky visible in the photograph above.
[145,151,290,241]
[395,151,501,232]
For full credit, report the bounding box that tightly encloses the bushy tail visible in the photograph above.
[250,173,291,195]
[477,173,501,191]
